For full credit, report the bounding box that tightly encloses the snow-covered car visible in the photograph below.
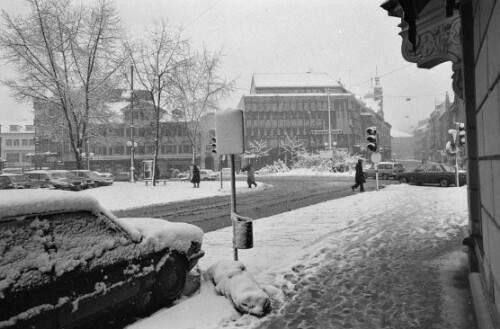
[200,169,219,181]
[363,162,405,180]
[72,170,113,187]
[0,190,205,328]
[114,171,133,182]
[0,174,35,189]
[398,162,466,187]
[25,170,83,191]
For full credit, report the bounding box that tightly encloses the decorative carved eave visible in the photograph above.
[381,0,463,99]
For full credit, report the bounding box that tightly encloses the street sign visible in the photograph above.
[311,129,343,135]
[370,152,382,164]
[319,151,332,159]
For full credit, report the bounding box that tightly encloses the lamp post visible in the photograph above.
[327,88,333,155]
[129,64,135,183]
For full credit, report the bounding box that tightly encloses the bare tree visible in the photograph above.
[125,19,188,185]
[0,0,125,168]
[170,47,234,164]
[280,133,306,163]
[245,139,271,161]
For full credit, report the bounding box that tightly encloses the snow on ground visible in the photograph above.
[127,184,469,329]
[81,180,268,212]
[82,169,353,212]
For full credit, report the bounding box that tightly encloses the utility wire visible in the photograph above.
[350,64,414,88]
[182,0,222,31]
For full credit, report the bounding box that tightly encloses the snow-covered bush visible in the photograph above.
[261,159,290,174]
[204,260,271,317]
[292,150,363,172]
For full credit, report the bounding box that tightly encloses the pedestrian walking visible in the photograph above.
[191,164,200,188]
[351,159,365,192]
[241,164,257,188]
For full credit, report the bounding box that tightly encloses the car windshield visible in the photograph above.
[64,172,78,178]
[50,172,67,178]
[442,165,455,172]
[9,175,29,182]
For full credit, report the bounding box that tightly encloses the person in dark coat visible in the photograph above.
[191,164,200,188]
[351,159,365,192]
[241,164,257,188]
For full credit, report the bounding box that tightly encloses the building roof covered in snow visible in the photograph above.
[252,73,340,88]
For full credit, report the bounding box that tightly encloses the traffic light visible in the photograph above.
[457,122,466,146]
[211,137,217,155]
[34,136,40,146]
[366,126,377,152]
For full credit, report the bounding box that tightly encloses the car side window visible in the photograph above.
[35,211,133,277]
[395,164,403,169]
[0,218,53,295]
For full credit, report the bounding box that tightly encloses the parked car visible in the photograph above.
[25,170,83,191]
[93,171,114,179]
[59,170,93,189]
[200,169,219,181]
[0,176,15,189]
[71,170,113,187]
[398,162,467,187]
[0,174,35,189]
[0,189,205,329]
[178,171,190,181]
[364,162,406,180]
[113,171,133,181]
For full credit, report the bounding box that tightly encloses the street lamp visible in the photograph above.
[129,64,135,183]
[126,140,137,182]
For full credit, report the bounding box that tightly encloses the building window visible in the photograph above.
[6,153,20,162]
[29,139,34,146]
[6,139,12,146]
[22,139,28,146]
[13,140,19,146]
[112,145,124,155]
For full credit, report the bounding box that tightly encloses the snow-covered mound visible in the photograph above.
[205,260,271,317]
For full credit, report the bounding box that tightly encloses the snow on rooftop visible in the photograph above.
[252,73,340,88]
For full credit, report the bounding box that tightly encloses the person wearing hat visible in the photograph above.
[351,159,365,192]
[190,163,200,188]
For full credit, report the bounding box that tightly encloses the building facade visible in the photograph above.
[0,124,35,170]
[383,0,500,324]
[238,73,392,164]
[33,90,216,176]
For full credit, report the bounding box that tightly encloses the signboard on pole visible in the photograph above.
[370,152,382,164]
[319,151,332,159]
[311,129,343,135]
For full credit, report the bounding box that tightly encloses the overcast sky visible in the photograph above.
[0,0,454,133]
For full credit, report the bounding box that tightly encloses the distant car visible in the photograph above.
[0,174,35,189]
[398,162,467,187]
[71,170,113,187]
[0,176,15,189]
[93,171,114,179]
[178,171,190,181]
[114,171,132,181]
[200,169,219,181]
[0,189,205,329]
[25,170,83,191]
[364,162,406,180]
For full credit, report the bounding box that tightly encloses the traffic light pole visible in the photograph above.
[230,154,238,261]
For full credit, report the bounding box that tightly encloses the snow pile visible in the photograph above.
[204,260,271,317]
[116,217,203,253]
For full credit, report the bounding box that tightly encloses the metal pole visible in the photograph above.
[327,88,333,160]
[327,88,332,153]
[86,140,90,170]
[130,64,135,183]
[375,163,379,191]
[230,154,238,261]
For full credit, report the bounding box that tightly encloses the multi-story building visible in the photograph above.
[238,73,391,164]
[0,124,35,170]
[391,130,413,160]
[33,90,216,175]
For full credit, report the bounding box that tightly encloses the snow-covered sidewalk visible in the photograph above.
[127,184,473,329]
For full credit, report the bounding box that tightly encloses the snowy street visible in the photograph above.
[126,183,476,329]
